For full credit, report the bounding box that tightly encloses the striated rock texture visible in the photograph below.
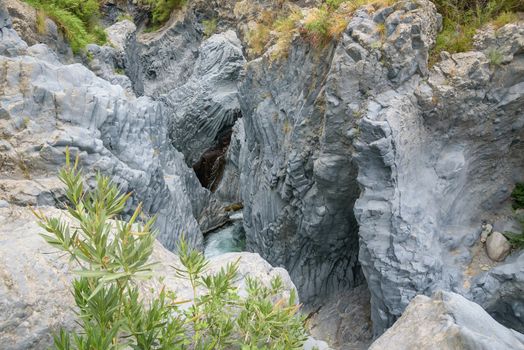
[162,29,245,166]
[236,0,524,337]
[0,21,204,250]
[353,15,524,334]
[368,291,524,350]
[239,37,362,303]
[237,0,442,305]
[0,206,296,350]
[124,9,201,97]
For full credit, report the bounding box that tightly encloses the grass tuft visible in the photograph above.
[23,0,106,53]
[202,18,218,37]
[432,0,523,59]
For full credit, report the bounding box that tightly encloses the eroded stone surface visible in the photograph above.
[369,291,524,350]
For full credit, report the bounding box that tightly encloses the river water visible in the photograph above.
[203,212,246,259]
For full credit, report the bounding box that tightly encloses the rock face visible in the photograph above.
[237,0,524,337]
[238,0,440,305]
[353,15,524,333]
[2,0,524,347]
[369,291,524,350]
[0,206,296,350]
[239,37,363,303]
[124,9,201,97]
[3,0,73,60]
[162,30,245,167]
[0,22,204,250]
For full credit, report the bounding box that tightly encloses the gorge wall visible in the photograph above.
[1,0,523,347]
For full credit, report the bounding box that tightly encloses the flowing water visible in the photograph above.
[204,212,246,259]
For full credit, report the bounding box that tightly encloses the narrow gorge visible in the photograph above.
[1,0,523,349]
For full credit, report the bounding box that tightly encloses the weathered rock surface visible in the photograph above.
[124,9,201,97]
[2,0,73,61]
[369,291,524,350]
[307,284,372,350]
[0,206,296,350]
[162,30,245,166]
[486,231,511,261]
[238,0,440,306]
[236,0,524,337]
[0,23,204,250]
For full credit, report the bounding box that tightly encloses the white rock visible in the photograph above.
[486,231,511,262]
[480,223,493,242]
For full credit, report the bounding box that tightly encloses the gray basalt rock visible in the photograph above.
[471,250,524,334]
[106,19,136,51]
[368,291,524,350]
[214,118,246,204]
[3,0,72,61]
[239,35,361,304]
[124,9,201,97]
[354,8,524,336]
[0,27,204,251]
[238,0,440,308]
[162,30,246,166]
[237,0,524,337]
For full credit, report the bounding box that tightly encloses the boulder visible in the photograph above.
[369,291,524,350]
[486,231,511,261]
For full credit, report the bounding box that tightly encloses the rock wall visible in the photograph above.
[2,0,524,346]
[238,38,363,303]
[353,12,524,334]
[237,0,524,336]
[0,9,204,250]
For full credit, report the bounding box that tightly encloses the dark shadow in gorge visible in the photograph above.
[192,127,233,191]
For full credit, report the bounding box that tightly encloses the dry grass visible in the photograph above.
[492,11,519,28]
[246,0,399,59]
[271,9,303,59]
[35,9,47,34]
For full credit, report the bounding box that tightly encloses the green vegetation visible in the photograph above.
[141,0,187,28]
[432,0,523,58]
[203,18,218,37]
[503,183,524,249]
[23,0,106,53]
[511,183,524,210]
[34,149,307,350]
[487,48,503,66]
[117,13,134,22]
[246,0,396,60]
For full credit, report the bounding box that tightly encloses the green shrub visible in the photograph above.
[487,48,503,66]
[203,18,218,37]
[34,148,308,350]
[503,183,524,249]
[23,0,106,53]
[511,183,524,210]
[141,0,187,28]
[432,0,523,58]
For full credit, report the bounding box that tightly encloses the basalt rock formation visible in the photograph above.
[369,291,524,349]
[238,0,524,336]
[1,0,524,348]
